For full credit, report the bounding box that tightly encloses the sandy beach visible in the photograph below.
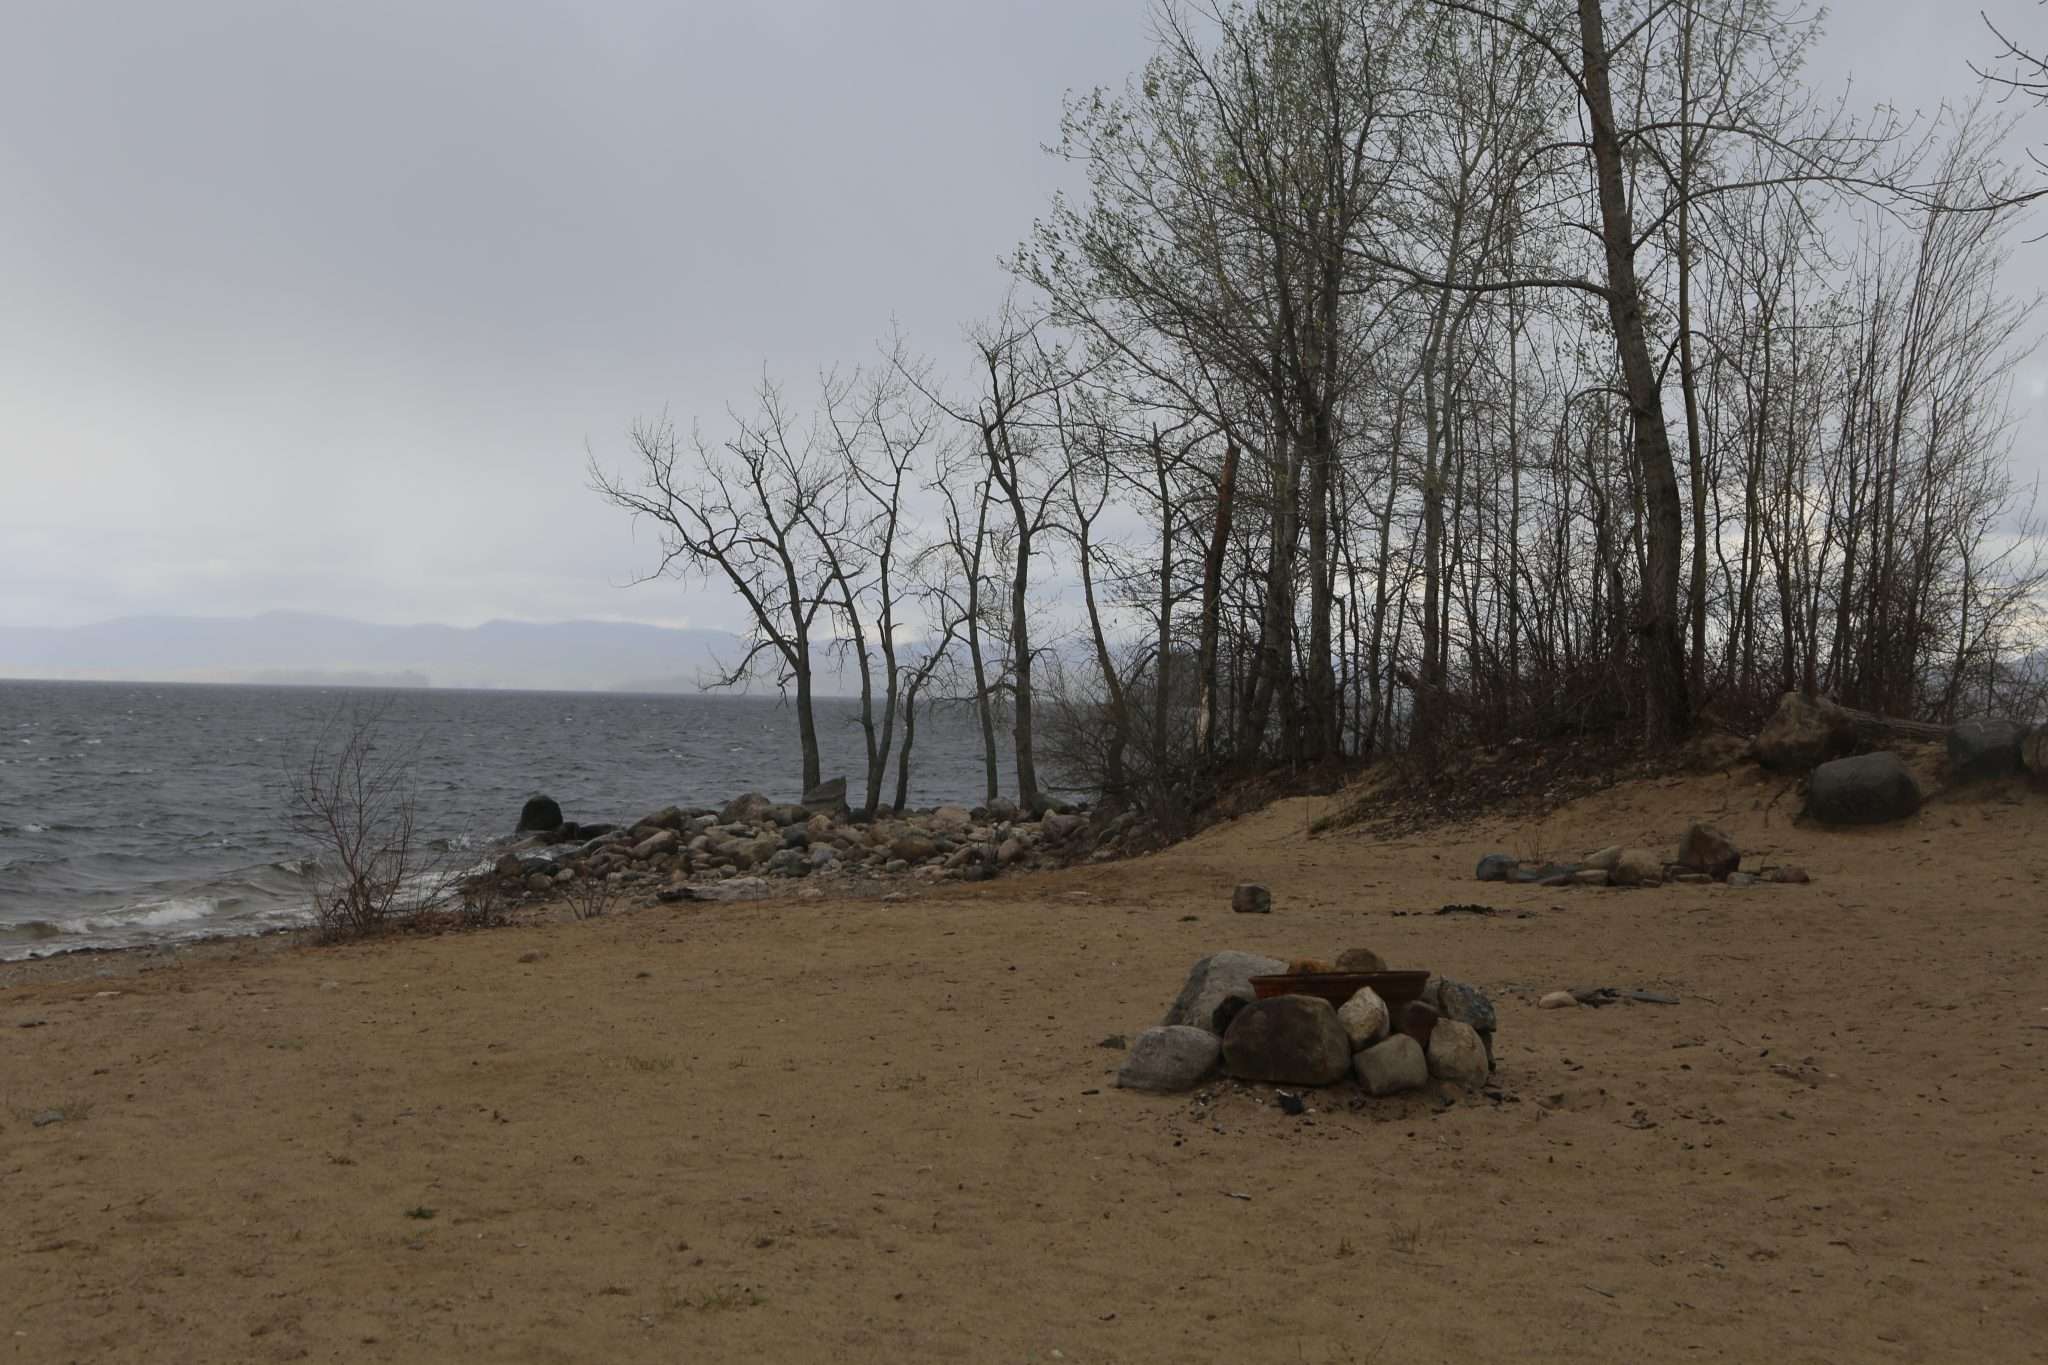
[5,759,2045,1364]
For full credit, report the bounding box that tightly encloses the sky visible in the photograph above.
[3,0,2045,638]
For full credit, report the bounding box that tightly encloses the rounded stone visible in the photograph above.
[1337,987,1390,1052]
[1427,1019,1490,1088]
[1221,995,1351,1087]
[1354,1034,1428,1096]
[1116,1026,1222,1093]
[517,794,564,832]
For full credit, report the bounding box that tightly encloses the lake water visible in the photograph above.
[0,680,1023,958]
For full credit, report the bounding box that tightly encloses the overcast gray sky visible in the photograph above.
[3,1,2043,634]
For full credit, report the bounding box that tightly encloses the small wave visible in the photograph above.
[75,898,220,932]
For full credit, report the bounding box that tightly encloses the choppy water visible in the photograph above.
[0,680,1019,958]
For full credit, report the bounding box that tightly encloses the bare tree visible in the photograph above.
[590,376,834,792]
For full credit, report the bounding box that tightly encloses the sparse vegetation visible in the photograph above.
[565,869,621,921]
[286,698,448,942]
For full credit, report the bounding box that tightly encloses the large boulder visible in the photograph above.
[1115,1026,1222,1093]
[1220,995,1352,1086]
[517,793,564,833]
[1354,1034,1428,1096]
[1949,718,2026,783]
[985,796,1022,823]
[1428,1019,1491,1088]
[802,777,849,818]
[1808,751,1922,826]
[1161,951,1288,1034]
[1753,692,1859,772]
[719,792,775,826]
[930,805,973,832]
[1676,822,1740,880]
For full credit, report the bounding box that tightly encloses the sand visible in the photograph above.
[4,760,2046,1363]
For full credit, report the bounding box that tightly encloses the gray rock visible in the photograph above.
[1584,846,1623,871]
[1436,980,1496,1034]
[1573,868,1610,887]
[807,845,839,870]
[1041,812,1086,843]
[996,837,1026,865]
[31,1108,66,1128]
[1115,1026,1222,1093]
[1808,751,1922,826]
[765,848,810,877]
[719,792,775,825]
[629,830,679,861]
[801,777,849,816]
[1537,990,1578,1009]
[1427,1019,1490,1088]
[637,806,686,832]
[1726,871,1758,887]
[1753,691,1859,772]
[1354,1034,1428,1096]
[2026,728,2048,780]
[1231,883,1272,914]
[1475,853,1517,882]
[1766,865,1810,884]
[1677,822,1740,879]
[943,843,987,870]
[930,805,973,831]
[1949,717,2026,782]
[1221,995,1352,1086]
[1161,951,1289,1034]
[985,796,1022,823]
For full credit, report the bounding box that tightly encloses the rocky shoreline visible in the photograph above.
[480,781,1139,909]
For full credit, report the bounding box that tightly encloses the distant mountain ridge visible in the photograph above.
[0,611,814,694]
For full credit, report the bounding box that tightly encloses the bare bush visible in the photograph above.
[454,872,507,930]
[286,698,445,942]
[565,870,622,922]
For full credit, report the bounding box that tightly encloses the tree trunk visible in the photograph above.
[1194,441,1240,759]
[1578,0,1693,746]
[791,639,821,793]
[1010,521,1042,811]
[1152,436,1175,774]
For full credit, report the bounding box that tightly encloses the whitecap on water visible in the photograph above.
[67,897,218,934]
